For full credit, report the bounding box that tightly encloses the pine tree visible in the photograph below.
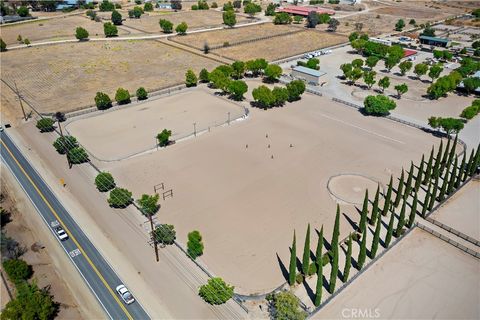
[302,224,311,275]
[385,211,395,247]
[370,185,380,225]
[440,137,451,174]
[314,226,323,307]
[370,214,381,258]
[464,149,475,181]
[329,206,340,293]
[423,147,434,184]
[289,230,297,286]
[415,155,424,192]
[394,169,404,207]
[438,167,449,202]
[357,223,367,269]
[421,181,432,218]
[382,176,393,216]
[343,235,352,282]
[407,191,418,228]
[404,162,414,200]
[428,174,439,211]
[455,152,466,188]
[395,198,406,237]
[359,189,369,232]
[447,157,458,195]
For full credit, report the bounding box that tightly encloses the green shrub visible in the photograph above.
[157,129,172,147]
[176,22,188,35]
[108,187,133,208]
[67,147,89,164]
[99,0,115,11]
[187,230,204,259]
[95,92,112,110]
[307,262,317,276]
[185,69,198,87]
[154,224,176,245]
[460,105,479,120]
[36,118,55,132]
[111,10,123,25]
[103,22,118,37]
[75,27,89,40]
[198,277,234,305]
[2,259,32,283]
[363,94,396,116]
[0,38,7,52]
[53,136,78,154]
[136,87,148,100]
[115,88,131,104]
[159,19,173,33]
[295,272,304,284]
[144,2,153,11]
[95,172,115,192]
[16,6,29,17]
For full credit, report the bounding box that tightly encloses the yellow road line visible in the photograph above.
[1,139,133,320]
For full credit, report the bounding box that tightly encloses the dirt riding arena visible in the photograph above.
[0,40,220,114]
[87,90,442,293]
[213,30,347,62]
[0,15,129,45]
[66,88,246,161]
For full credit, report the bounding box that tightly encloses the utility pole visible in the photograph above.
[228,112,231,125]
[193,122,197,137]
[148,211,159,262]
[14,81,27,121]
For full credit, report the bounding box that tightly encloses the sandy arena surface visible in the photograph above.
[67,88,246,161]
[213,30,347,62]
[315,228,480,320]
[430,179,480,241]
[101,92,440,293]
[0,40,220,114]
[0,15,130,45]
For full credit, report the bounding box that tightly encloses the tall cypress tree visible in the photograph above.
[370,185,380,225]
[370,214,381,258]
[438,167,449,202]
[357,223,367,270]
[329,206,340,293]
[428,174,439,211]
[404,162,414,200]
[395,198,406,237]
[382,176,393,216]
[446,135,458,168]
[464,149,475,181]
[302,223,311,275]
[385,211,395,247]
[421,181,432,218]
[289,230,297,286]
[447,157,458,195]
[455,152,466,188]
[407,191,418,228]
[432,141,443,178]
[423,147,434,184]
[415,155,424,192]
[440,137,451,174]
[314,226,323,307]
[468,146,480,176]
[394,169,404,207]
[343,235,352,282]
[359,189,369,232]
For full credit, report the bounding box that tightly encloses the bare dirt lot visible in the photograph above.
[0,15,129,45]
[123,10,250,33]
[67,88,247,161]
[0,40,220,114]
[172,23,302,50]
[213,30,347,62]
[315,228,480,320]
[96,91,440,293]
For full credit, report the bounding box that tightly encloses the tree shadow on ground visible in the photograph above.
[276,253,289,283]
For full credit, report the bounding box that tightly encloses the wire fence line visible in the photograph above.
[425,216,480,247]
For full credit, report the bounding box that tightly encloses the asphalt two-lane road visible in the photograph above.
[0,131,150,320]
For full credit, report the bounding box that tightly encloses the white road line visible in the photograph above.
[318,112,406,145]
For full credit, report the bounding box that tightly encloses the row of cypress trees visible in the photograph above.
[287,138,479,308]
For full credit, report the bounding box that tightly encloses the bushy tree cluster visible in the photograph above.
[159,19,174,33]
[363,94,396,116]
[95,172,116,192]
[199,277,234,305]
[460,100,480,120]
[266,291,307,320]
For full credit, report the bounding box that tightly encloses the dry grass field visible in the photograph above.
[122,10,249,33]
[172,23,302,50]
[0,15,129,45]
[95,91,440,293]
[0,40,220,114]
[213,30,347,62]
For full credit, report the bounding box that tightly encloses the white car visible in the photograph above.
[55,226,68,241]
[116,285,135,305]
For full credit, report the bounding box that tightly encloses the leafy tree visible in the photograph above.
[157,129,172,147]
[421,24,435,37]
[137,194,160,216]
[75,27,89,40]
[245,58,267,76]
[370,214,381,258]
[329,205,340,293]
[363,71,376,89]
[95,172,115,192]
[67,147,89,164]
[199,68,209,83]
[428,117,464,135]
[395,19,405,31]
[327,18,339,32]
[384,55,400,72]
[349,31,359,42]
[211,2,218,8]
[409,18,416,25]
[144,2,154,11]
[293,15,303,24]
[99,0,115,11]
[314,226,323,306]
[414,63,428,80]
[319,13,331,24]
[0,38,6,52]
[154,224,176,245]
[209,69,230,92]
[462,77,480,95]
[264,64,283,82]
[384,211,395,247]
[272,87,289,107]
[394,169,405,207]
[103,22,118,37]
[343,234,352,281]
[86,9,97,20]
[36,118,55,132]
[159,19,173,33]
[108,187,132,208]
[16,6,29,17]
[231,61,245,79]
[244,2,261,17]
[428,64,443,82]
[398,61,412,76]
[348,67,363,85]
[253,85,275,109]
[53,136,78,154]
[223,10,236,27]
[340,63,353,79]
[2,259,32,283]
[352,58,364,68]
[22,38,30,46]
[301,224,311,275]
[288,230,297,286]
[267,291,307,320]
[306,11,319,28]
[176,22,188,35]
[130,6,143,18]
[357,223,367,269]
[95,92,112,110]
[274,12,292,24]
[265,3,277,16]
[359,189,369,232]
[363,94,396,116]
[350,39,367,54]
[365,56,379,69]
[305,58,320,70]
[111,10,122,25]
[394,83,408,99]
[185,69,198,87]
[286,80,306,101]
[460,104,480,120]
[115,88,131,104]
[378,76,390,93]
[136,87,148,100]
[228,80,248,101]
[223,1,234,11]
[187,230,204,259]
